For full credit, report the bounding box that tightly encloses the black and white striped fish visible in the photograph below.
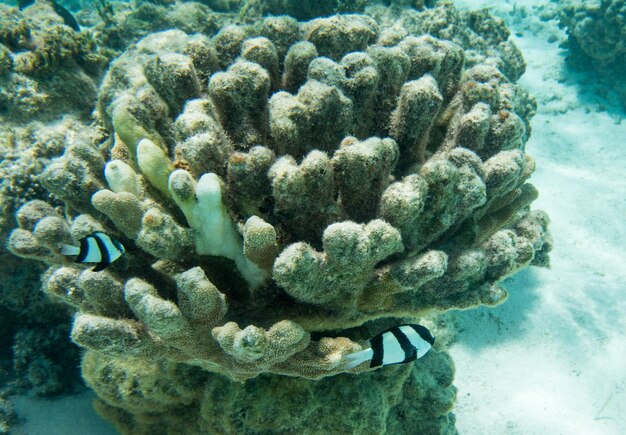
[60,232,125,272]
[344,324,435,369]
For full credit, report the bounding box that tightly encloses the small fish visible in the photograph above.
[18,0,80,31]
[17,0,35,10]
[344,324,434,369]
[51,0,81,32]
[60,232,125,271]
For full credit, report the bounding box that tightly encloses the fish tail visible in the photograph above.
[60,244,80,256]
[91,261,108,272]
[343,348,373,369]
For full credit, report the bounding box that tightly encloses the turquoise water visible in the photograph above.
[1,0,624,433]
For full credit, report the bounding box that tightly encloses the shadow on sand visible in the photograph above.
[448,267,543,350]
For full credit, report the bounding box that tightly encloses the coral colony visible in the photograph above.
[4,3,551,433]
[559,0,626,108]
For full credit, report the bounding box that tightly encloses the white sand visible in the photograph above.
[450,1,626,434]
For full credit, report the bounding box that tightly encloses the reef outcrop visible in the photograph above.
[558,0,626,107]
[6,2,551,433]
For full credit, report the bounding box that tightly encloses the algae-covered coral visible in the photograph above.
[558,0,626,108]
[0,0,108,399]
[5,1,551,433]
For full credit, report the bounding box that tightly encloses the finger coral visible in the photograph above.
[7,3,552,433]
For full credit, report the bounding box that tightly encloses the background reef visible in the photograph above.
[1,0,553,433]
[558,0,626,109]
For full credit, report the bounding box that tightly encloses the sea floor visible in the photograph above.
[450,1,626,434]
[9,389,116,434]
[7,1,626,434]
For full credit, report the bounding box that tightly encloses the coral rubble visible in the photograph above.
[5,1,552,433]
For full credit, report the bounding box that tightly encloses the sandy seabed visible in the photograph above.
[10,390,117,435]
[8,1,626,434]
[451,1,626,434]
